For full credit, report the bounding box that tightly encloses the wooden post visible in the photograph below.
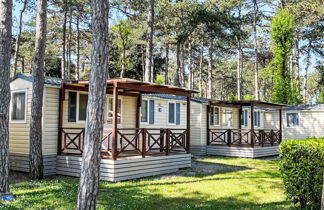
[238,105,242,144]
[227,129,231,146]
[271,129,274,146]
[250,104,254,147]
[279,109,282,143]
[160,129,164,152]
[57,86,65,155]
[207,103,210,145]
[186,97,190,153]
[135,94,141,148]
[166,129,170,155]
[111,84,118,160]
[142,128,146,158]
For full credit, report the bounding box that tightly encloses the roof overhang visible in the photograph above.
[209,100,285,109]
[63,78,199,97]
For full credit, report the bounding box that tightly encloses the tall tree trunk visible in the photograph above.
[144,0,155,82]
[29,0,47,180]
[76,15,80,80]
[164,43,169,85]
[120,42,126,78]
[253,0,259,100]
[141,44,145,80]
[303,41,311,104]
[13,0,28,76]
[295,34,300,87]
[188,37,193,89]
[199,45,203,97]
[67,4,73,79]
[76,0,109,208]
[173,41,181,86]
[207,39,213,99]
[236,44,243,100]
[0,0,12,195]
[61,1,68,79]
[321,174,324,210]
[180,43,185,87]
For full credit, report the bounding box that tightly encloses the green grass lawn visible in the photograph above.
[1,157,296,210]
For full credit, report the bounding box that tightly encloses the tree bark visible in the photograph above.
[61,0,68,79]
[173,41,181,87]
[180,42,185,87]
[164,43,169,85]
[0,0,12,195]
[67,2,73,79]
[76,0,109,209]
[207,39,213,99]
[199,45,203,97]
[76,15,80,80]
[295,34,300,87]
[13,0,28,76]
[29,0,47,180]
[188,37,193,90]
[253,0,259,100]
[303,41,311,104]
[144,0,155,82]
[321,174,324,210]
[237,45,243,100]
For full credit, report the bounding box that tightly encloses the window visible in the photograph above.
[78,93,88,121]
[168,102,180,125]
[223,109,232,127]
[241,110,248,127]
[253,111,261,127]
[11,90,26,122]
[141,99,155,124]
[141,100,149,123]
[210,106,219,125]
[68,92,77,122]
[286,113,299,127]
[107,98,121,124]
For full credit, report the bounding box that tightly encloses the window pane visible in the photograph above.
[210,107,214,125]
[78,94,88,121]
[68,92,77,122]
[169,103,175,124]
[11,92,26,121]
[141,100,148,122]
[287,113,299,127]
[107,98,121,124]
[215,108,219,125]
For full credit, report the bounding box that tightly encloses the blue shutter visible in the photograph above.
[149,100,155,124]
[176,103,180,125]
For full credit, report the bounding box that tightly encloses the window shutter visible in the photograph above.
[149,100,155,124]
[68,92,77,122]
[176,103,180,125]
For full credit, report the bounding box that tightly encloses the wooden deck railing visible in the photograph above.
[208,129,281,147]
[59,128,189,159]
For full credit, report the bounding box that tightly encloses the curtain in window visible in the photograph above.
[11,92,26,120]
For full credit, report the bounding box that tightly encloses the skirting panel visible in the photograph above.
[56,154,192,182]
[9,153,57,175]
[206,146,279,158]
[190,145,207,156]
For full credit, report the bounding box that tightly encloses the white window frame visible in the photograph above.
[241,109,248,127]
[210,106,220,126]
[106,96,123,125]
[223,108,233,128]
[167,101,177,125]
[253,111,261,127]
[10,89,28,124]
[140,99,150,124]
[286,112,300,128]
[76,92,88,123]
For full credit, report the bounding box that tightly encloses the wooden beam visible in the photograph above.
[117,82,192,97]
[250,105,254,147]
[111,84,118,160]
[136,94,141,129]
[279,109,282,142]
[57,87,65,155]
[186,97,190,153]
[238,105,242,144]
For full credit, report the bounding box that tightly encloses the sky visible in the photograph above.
[12,1,319,77]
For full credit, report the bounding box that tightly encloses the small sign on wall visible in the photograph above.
[158,108,162,112]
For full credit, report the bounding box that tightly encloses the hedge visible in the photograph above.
[278,138,324,208]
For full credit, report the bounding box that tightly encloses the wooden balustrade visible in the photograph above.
[59,127,189,159]
[208,129,281,147]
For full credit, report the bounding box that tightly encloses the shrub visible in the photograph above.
[278,138,324,208]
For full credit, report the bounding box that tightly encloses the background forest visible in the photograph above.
[12,0,324,105]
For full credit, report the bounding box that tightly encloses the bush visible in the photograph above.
[278,138,324,208]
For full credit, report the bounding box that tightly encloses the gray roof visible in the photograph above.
[11,73,63,87]
[283,104,324,111]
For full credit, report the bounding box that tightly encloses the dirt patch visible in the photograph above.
[9,171,29,184]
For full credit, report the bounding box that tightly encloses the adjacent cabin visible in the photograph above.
[9,74,196,181]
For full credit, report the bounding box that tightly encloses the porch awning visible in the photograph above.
[63,78,199,97]
[209,100,285,109]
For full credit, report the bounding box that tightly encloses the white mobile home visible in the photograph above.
[9,74,196,181]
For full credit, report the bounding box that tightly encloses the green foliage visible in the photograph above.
[269,9,301,105]
[278,138,324,208]
[154,74,164,84]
